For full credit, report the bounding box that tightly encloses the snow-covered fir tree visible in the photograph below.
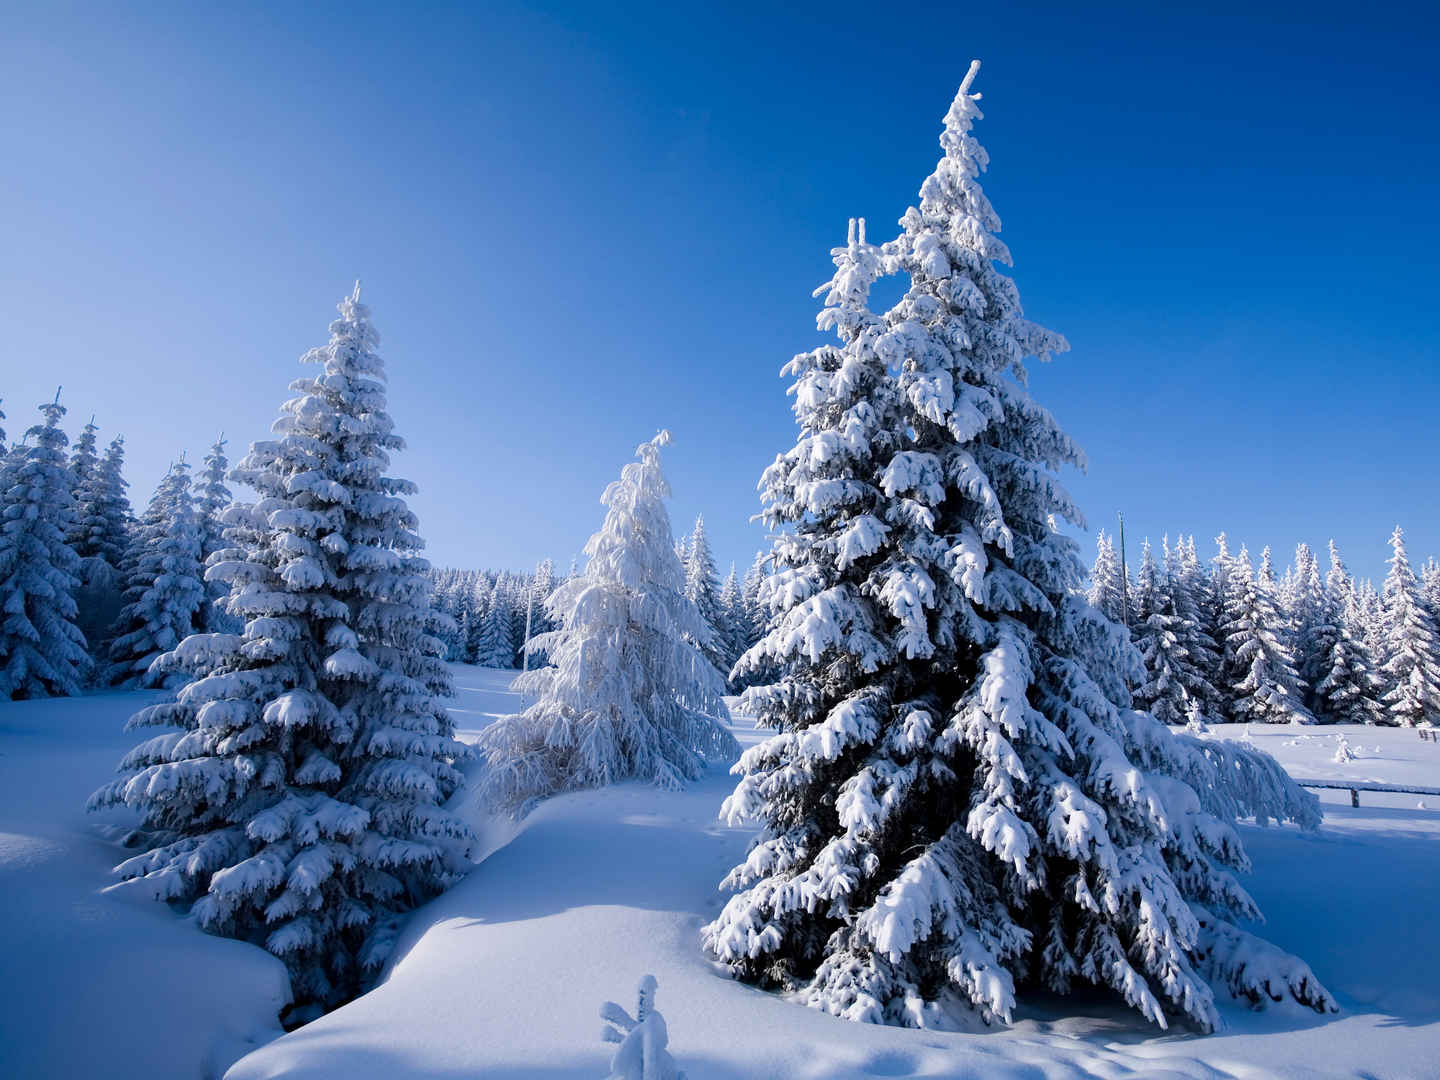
[193,434,239,633]
[473,582,514,668]
[0,395,91,698]
[1422,557,1440,626]
[105,459,206,687]
[71,434,132,572]
[67,416,100,514]
[1130,540,1190,725]
[1087,529,1126,625]
[1165,535,1222,717]
[718,563,749,679]
[1378,526,1440,726]
[1222,547,1312,724]
[89,286,475,1017]
[1311,541,1385,724]
[1284,543,1329,710]
[683,514,728,673]
[477,431,737,810]
[704,70,1330,1033]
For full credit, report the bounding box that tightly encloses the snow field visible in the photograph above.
[4,672,1439,1079]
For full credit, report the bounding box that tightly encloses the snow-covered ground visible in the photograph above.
[3,671,1439,1079]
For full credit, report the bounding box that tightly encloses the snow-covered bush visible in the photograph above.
[89,286,475,1018]
[600,975,684,1080]
[703,64,1329,1034]
[478,432,737,811]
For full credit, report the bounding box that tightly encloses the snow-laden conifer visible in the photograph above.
[704,70,1329,1033]
[1285,543,1329,709]
[89,286,475,1017]
[1165,535,1222,715]
[67,416,100,512]
[1222,547,1312,724]
[683,514,727,673]
[194,435,241,633]
[105,460,206,687]
[71,434,132,572]
[1379,526,1440,726]
[0,395,91,698]
[1087,529,1126,625]
[473,583,514,669]
[477,432,737,810]
[1131,540,1190,725]
[1311,542,1385,724]
[1422,558,1440,625]
[718,563,748,679]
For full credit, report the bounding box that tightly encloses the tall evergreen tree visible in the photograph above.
[105,460,206,687]
[1378,526,1440,726]
[1131,540,1189,725]
[1165,535,1222,717]
[90,286,474,1019]
[704,73,1329,1034]
[718,563,748,679]
[71,434,132,571]
[1285,543,1329,709]
[193,435,238,633]
[0,395,91,698]
[1420,557,1440,634]
[474,581,513,669]
[67,416,100,514]
[1312,541,1385,725]
[1087,529,1126,625]
[478,432,737,809]
[683,514,727,674]
[1223,547,1312,724]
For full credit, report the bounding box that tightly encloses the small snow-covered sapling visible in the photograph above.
[600,975,684,1080]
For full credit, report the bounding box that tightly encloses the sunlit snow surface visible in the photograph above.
[3,670,1439,1079]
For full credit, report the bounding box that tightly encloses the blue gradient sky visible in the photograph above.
[2,2,1436,583]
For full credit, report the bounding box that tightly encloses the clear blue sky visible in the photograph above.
[2,2,1436,584]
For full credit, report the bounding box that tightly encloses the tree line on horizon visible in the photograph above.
[1090,528,1440,729]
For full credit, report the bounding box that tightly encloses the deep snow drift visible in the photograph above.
[3,668,1439,1079]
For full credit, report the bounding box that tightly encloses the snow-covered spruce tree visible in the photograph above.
[1422,558,1440,627]
[69,433,134,657]
[1379,526,1440,726]
[683,514,727,672]
[88,286,475,1017]
[703,68,1331,1033]
[105,459,206,687]
[718,563,749,679]
[71,434,132,572]
[473,582,514,669]
[1313,542,1385,725]
[1165,536,1222,718]
[1285,543,1329,711]
[67,416,100,512]
[194,434,240,633]
[0,395,91,698]
[1131,540,1190,725]
[477,432,737,811]
[1222,547,1312,725]
[1087,529,1126,625]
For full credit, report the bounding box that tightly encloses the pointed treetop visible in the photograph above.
[351,279,362,303]
[959,58,982,97]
